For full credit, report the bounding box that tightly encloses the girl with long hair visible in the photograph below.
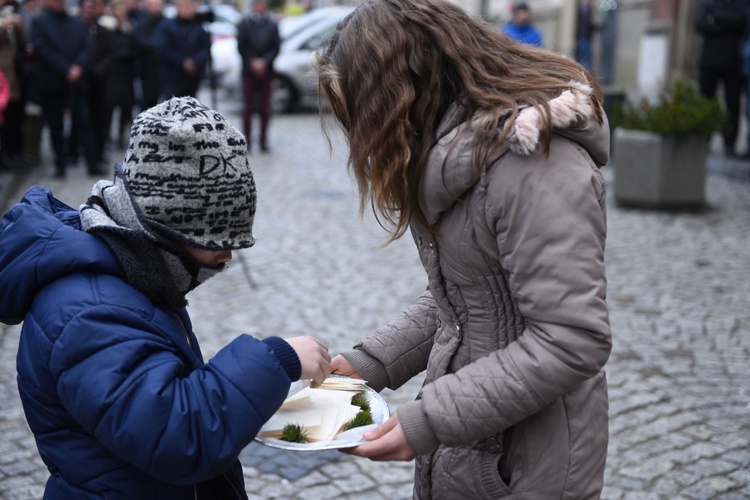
[315,0,612,497]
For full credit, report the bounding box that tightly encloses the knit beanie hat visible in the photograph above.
[123,96,256,250]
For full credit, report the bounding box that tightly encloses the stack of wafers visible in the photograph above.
[259,377,370,442]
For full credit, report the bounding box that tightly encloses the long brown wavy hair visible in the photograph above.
[314,0,603,242]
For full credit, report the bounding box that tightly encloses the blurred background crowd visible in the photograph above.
[0,0,746,179]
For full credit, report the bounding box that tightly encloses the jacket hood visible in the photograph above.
[0,186,121,324]
[420,82,609,225]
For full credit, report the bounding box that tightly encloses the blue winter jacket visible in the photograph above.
[501,22,544,47]
[0,187,300,498]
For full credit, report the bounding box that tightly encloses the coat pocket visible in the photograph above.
[430,444,513,499]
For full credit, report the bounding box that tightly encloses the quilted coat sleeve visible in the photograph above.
[341,290,437,392]
[398,137,611,454]
[49,303,293,485]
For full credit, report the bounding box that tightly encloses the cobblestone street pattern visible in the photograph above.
[1,101,748,499]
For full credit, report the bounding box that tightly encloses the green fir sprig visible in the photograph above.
[280,423,308,443]
[343,392,374,431]
[351,393,371,412]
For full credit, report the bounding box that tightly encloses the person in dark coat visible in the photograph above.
[134,0,164,108]
[575,0,597,71]
[105,0,136,149]
[0,96,332,498]
[155,0,209,99]
[30,0,102,177]
[0,0,27,171]
[237,0,280,152]
[695,0,747,157]
[68,0,113,165]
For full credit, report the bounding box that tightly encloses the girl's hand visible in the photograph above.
[330,354,363,379]
[341,414,416,461]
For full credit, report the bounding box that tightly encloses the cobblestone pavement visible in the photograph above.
[1,95,748,499]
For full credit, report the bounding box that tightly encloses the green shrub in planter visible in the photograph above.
[612,82,727,209]
[613,82,727,137]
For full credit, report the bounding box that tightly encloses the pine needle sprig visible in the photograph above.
[280,423,308,443]
[343,409,374,431]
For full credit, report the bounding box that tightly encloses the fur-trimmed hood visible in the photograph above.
[505,81,607,160]
[420,83,609,225]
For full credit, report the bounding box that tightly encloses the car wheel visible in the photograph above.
[272,77,296,114]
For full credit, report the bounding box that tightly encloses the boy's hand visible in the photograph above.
[331,355,364,379]
[285,336,331,387]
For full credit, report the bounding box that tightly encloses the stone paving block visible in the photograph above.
[319,459,364,480]
[640,413,707,441]
[669,468,703,487]
[678,442,730,464]
[649,476,683,496]
[600,485,625,500]
[728,467,750,484]
[0,475,44,498]
[332,473,377,493]
[681,424,714,441]
[284,482,342,498]
[721,493,750,500]
[609,391,664,418]
[622,456,675,484]
[0,460,42,477]
[0,446,38,466]
[377,483,413,499]
[361,461,414,484]
[683,457,742,478]
[633,436,690,459]
[256,477,301,498]
[658,362,694,376]
[622,492,661,500]
[710,431,750,451]
[615,475,649,492]
[289,470,328,488]
[238,444,340,481]
[682,476,741,499]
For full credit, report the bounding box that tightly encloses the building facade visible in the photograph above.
[474,0,704,101]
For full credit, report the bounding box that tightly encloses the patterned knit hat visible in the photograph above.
[122,97,255,250]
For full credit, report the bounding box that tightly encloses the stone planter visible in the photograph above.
[613,128,707,209]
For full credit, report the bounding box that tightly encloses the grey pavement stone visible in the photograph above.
[331,474,378,493]
[602,486,626,500]
[371,483,413,499]
[622,492,661,500]
[650,477,683,496]
[1,93,749,498]
[288,470,328,489]
[682,475,741,498]
[278,482,341,499]
[238,445,340,481]
[723,493,750,500]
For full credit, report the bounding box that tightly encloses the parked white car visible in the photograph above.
[163,3,242,40]
[210,6,355,112]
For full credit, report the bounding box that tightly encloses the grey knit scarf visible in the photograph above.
[79,166,223,310]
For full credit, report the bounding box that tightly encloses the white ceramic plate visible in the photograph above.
[254,380,390,451]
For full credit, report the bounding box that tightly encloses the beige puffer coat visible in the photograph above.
[342,84,612,499]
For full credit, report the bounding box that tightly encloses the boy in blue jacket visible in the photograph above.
[0,96,331,498]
